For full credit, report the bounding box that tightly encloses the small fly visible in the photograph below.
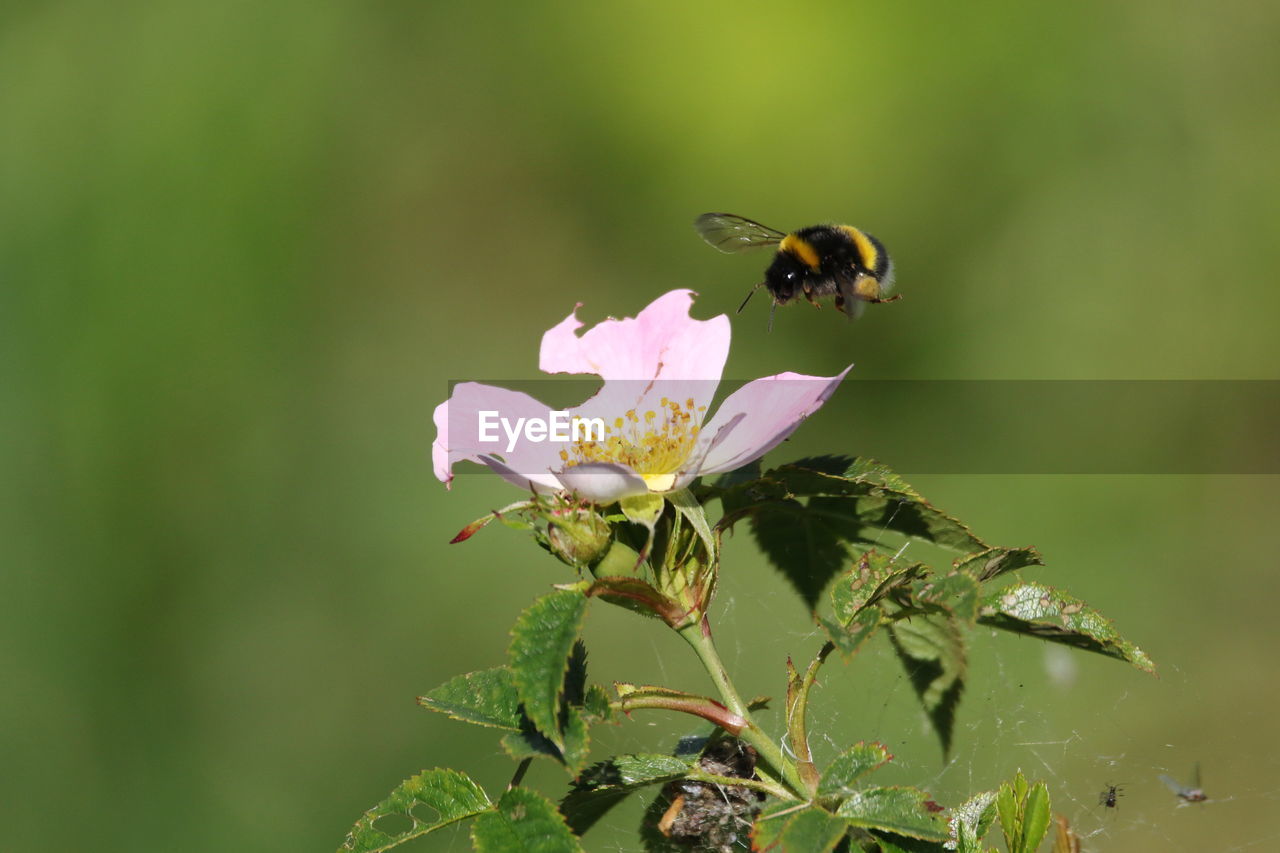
[1159,763,1208,803]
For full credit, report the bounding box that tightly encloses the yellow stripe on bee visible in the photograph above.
[779,233,821,270]
[838,225,879,271]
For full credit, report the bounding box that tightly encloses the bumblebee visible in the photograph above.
[694,212,898,328]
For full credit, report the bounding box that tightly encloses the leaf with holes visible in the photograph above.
[831,551,929,622]
[470,786,583,852]
[339,768,491,852]
[835,786,950,841]
[915,573,981,625]
[560,754,694,836]
[978,581,1156,674]
[751,804,851,852]
[508,589,589,750]
[889,614,966,756]
[821,608,882,660]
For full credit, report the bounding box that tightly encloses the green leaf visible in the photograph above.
[820,608,882,660]
[717,458,988,607]
[1021,781,1051,853]
[996,771,1046,853]
[818,741,894,798]
[581,684,612,724]
[916,572,981,625]
[978,581,1156,674]
[953,546,1043,582]
[996,779,1018,853]
[560,754,694,836]
[749,496,856,608]
[831,550,929,622]
[508,589,589,750]
[835,786,949,841]
[722,458,988,554]
[889,614,966,756]
[751,804,850,852]
[871,836,950,853]
[422,644,603,775]
[501,704,592,774]
[339,768,491,852]
[949,791,997,853]
[417,666,521,731]
[470,786,583,852]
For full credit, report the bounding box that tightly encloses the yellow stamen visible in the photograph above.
[563,395,703,493]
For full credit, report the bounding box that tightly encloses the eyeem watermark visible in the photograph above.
[478,411,606,453]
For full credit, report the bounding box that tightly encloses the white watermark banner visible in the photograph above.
[443,379,1280,476]
[477,410,607,453]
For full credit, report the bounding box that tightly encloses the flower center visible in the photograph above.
[561,396,705,492]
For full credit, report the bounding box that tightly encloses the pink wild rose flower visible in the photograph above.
[432,290,849,504]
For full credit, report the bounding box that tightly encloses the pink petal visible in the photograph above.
[554,462,649,503]
[671,411,748,490]
[479,455,564,494]
[539,290,730,384]
[697,367,853,476]
[433,382,565,487]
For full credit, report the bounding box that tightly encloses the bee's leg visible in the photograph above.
[864,294,903,304]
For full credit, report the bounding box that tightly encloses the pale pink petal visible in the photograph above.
[671,411,747,490]
[479,455,564,494]
[697,367,853,476]
[432,400,453,484]
[539,290,730,385]
[433,382,564,487]
[554,462,649,503]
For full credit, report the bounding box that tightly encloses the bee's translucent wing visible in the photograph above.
[694,213,786,253]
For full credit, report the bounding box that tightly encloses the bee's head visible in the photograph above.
[764,255,805,303]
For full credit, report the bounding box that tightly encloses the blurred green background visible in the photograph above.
[3,1,1278,850]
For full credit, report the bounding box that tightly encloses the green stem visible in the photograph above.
[678,617,807,799]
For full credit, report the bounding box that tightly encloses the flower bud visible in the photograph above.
[546,507,613,568]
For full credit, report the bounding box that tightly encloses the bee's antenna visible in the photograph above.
[768,300,777,333]
[737,282,763,314]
